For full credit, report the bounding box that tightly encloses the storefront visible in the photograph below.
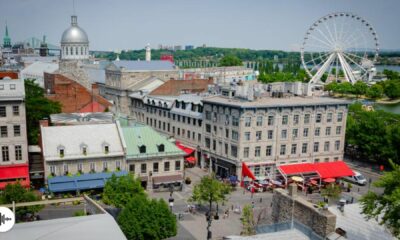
[0,164,30,189]
[211,156,237,179]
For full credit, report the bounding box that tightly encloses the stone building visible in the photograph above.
[0,79,29,189]
[40,122,126,193]
[98,60,179,115]
[120,124,185,191]
[201,94,350,178]
[179,66,256,84]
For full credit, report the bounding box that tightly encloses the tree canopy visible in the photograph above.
[346,102,400,165]
[218,55,243,67]
[102,174,146,208]
[117,196,177,240]
[25,79,61,144]
[360,159,400,238]
[0,183,43,221]
[241,205,256,236]
[189,174,231,205]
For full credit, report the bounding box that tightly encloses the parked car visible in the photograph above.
[343,171,367,185]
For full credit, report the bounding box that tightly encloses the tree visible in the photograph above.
[102,174,146,208]
[241,205,256,236]
[383,80,400,99]
[0,183,43,221]
[218,55,243,67]
[353,81,368,98]
[25,79,61,144]
[324,82,338,96]
[189,174,231,239]
[117,196,177,240]
[366,84,383,99]
[360,159,400,238]
[321,183,342,200]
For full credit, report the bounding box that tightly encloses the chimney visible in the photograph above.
[39,118,49,127]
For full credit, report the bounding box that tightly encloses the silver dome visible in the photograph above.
[61,16,89,44]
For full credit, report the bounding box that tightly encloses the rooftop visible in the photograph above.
[121,124,185,159]
[109,60,176,71]
[202,95,350,108]
[0,78,25,100]
[150,78,213,96]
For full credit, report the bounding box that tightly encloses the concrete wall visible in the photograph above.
[271,187,336,237]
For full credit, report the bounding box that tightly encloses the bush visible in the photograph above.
[74,210,86,217]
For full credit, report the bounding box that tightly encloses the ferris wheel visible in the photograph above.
[301,12,379,84]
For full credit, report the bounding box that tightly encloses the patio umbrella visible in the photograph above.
[323,178,336,183]
[291,176,304,182]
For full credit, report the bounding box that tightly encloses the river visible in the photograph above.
[375,102,400,115]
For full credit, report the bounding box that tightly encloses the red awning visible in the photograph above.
[176,142,195,155]
[323,178,336,183]
[0,164,30,189]
[279,161,354,179]
[185,156,196,164]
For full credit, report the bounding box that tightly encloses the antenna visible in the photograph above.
[73,0,76,15]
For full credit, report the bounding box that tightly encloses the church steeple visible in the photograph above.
[3,22,11,48]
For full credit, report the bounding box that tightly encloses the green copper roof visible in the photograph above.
[121,124,185,160]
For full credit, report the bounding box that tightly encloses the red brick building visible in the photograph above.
[44,72,111,113]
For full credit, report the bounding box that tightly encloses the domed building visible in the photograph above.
[60,15,89,60]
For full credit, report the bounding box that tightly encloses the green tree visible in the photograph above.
[360,159,400,238]
[383,80,400,99]
[117,196,177,240]
[218,55,243,67]
[241,205,256,236]
[353,81,368,98]
[102,174,146,208]
[25,79,61,144]
[189,174,231,238]
[324,82,339,96]
[366,84,383,99]
[0,183,43,221]
[383,69,399,80]
[321,183,342,200]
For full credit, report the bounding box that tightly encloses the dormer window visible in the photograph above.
[157,144,165,152]
[104,145,109,154]
[57,145,65,158]
[139,145,146,153]
[80,143,88,155]
[176,101,180,108]
[181,102,186,109]
[164,102,168,108]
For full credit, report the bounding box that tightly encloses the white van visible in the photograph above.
[344,171,367,186]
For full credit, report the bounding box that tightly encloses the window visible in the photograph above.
[225,143,228,155]
[315,127,320,136]
[2,146,9,161]
[336,126,342,135]
[302,143,308,153]
[267,130,273,139]
[212,140,216,151]
[116,161,121,170]
[255,146,261,157]
[324,141,330,152]
[153,162,159,173]
[213,126,217,134]
[175,160,181,171]
[303,128,309,137]
[102,161,108,172]
[12,106,19,116]
[1,126,7,137]
[198,133,201,142]
[59,148,64,157]
[231,145,238,158]
[172,126,175,134]
[256,116,263,126]
[212,112,217,122]
[293,115,299,125]
[157,144,165,152]
[10,84,16,90]
[282,115,288,125]
[316,113,322,123]
[232,116,239,126]
[256,131,262,140]
[82,146,87,155]
[177,128,180,135]
[325,127,331,136]
[164,161,170,171]
[304,114,310,124]
[335,140,340,151]
[266,146,272,156]
[141,163,147,174]
[281,129,287,139]
[187,130,190,138]
[313,142,319,152]
[232,130,239,141]
[205,138,210,148]
[244,132,250,141]
[287,145,295,156]
[280,145,286,155]
[225,115,230,125]
[243,147,249,158]
[245,117,251,127]
[268,116,274,126]
[292,129,298,138]
[139,145,146,153]
[327,112,333,122]
[314,159,320,163]
[13,145,22,161]
[337,112,343,122]
[50,166,56,175]
[225,129,229,138]
[324,158,330,162]
[254,166,260,176]
[64,164,69,175]
[104,145,109,154]
[129,164,135,173]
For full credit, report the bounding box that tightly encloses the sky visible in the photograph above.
[0,0,399,51]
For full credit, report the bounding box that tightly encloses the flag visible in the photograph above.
[242,162,256,180]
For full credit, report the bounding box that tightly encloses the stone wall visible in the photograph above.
[271,186,336,237]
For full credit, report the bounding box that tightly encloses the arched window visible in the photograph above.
[76,47,78,55]
[70,47,73,55]
[81,47,83,55]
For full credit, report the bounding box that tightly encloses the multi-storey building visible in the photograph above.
[0,79,29,189]
[120,124,185,191]
[201,95,350,178]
